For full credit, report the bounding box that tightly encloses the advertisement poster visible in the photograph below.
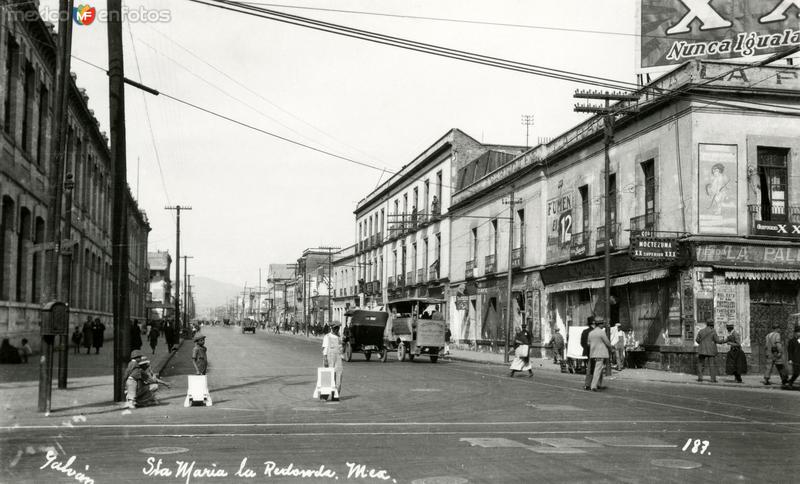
[638,0,800,71]
[546,192,574,262]
[698,144,738,234]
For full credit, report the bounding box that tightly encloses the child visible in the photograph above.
[71,325,83,354]
[20,338,33,363]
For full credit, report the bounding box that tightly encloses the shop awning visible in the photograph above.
[544,268,671,294]
[724,270,800,281]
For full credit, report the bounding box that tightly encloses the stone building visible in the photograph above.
[448,60,800,372]
[0,5,151,349]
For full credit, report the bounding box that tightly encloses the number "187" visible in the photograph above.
[682,438,710,455]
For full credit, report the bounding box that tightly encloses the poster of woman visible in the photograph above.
[698,144,738,234]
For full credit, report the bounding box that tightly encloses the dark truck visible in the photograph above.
[342,309,389,362]
[242,319,257,334]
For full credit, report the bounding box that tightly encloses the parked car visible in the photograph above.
[342,310,389,362]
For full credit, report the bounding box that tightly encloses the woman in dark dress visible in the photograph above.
[725,323,747,383]
[82,318,93,354]
[91,318,106,354]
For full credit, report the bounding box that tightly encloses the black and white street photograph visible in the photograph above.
[1,1,800,482]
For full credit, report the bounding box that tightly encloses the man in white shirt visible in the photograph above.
[322,324,344,400]
[610,323,625,370]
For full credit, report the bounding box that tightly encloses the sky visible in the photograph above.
[39,0,649,300]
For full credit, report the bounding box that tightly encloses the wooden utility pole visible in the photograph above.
[39,0,75,413]
[108,0,131,402]
[520,115,534,148]
[165,206,191,338]
[182,256,194,328]
[57,173,75,389]
[574,90,638,376]
[502,188,520,364]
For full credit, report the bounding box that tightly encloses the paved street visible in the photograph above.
[2,325,799,483]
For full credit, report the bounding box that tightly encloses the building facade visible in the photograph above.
[449,60,800,372]
[331,244,357,323]
[147,251,172,322]
[1,6,151,350]
[354,129,525,322]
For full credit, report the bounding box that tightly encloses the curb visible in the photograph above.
[152,339,184,376]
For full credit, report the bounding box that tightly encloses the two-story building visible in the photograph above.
[354,129,525,320]
[331,244,357,323]
[449,60,800,372]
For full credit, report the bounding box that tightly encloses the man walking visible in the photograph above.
[786,325,800,389]
[549,328,565,365]
[588,320,612,391]
[610,323,625,370]
[581,317,597,390]
[764,322,789,387]
[696,320,724,383]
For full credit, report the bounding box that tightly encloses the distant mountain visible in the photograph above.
[191,276,242,314]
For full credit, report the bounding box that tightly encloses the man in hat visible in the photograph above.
[588,318,612,391]
[581,316,597,390]
[763,322,788,387]
[696,319,725,383]
[123,349,146,408]
[322,323,343,399]
[786,325,800,388]
[549,327,565,365]
[125,357,170,408]
[192,335,208,375]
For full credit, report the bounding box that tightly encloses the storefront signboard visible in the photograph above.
[630,236,679,261]
[698,144,738,235]
[696,244,800,268]
[753,220,800,238]
[637,0,800,71]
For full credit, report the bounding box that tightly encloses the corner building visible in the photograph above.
[449,60,800,373]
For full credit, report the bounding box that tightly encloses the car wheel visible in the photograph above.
[345,343,353,362]
[398,343,406,362]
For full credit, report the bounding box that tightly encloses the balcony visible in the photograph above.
[596,223,620,254]
[387,276,395,291]
[366,281,375,295]
[375,232,383,246]
[406,271,415,286]
[511,247,523,269]
[485,253,496,273]
[569,231,588,259]
[372,280,381,294]
[465,259,475,279]
[630,212,659,237]
[429,261,439,282]
[396,274,405,287]
[748,204,800,236]
[417,268,425,284]
[430,198,441,220]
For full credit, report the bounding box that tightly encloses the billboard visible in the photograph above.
[638,0,800,71]
[545,192,574,262]
[698,144,738,235]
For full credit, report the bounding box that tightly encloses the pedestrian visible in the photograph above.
[124,357,170,409]
[509,323,533,378]
[71,325,83,354]
[786,325,800,389]
[763,322,789,387]
[724,323,747,383]
[0,338,22,364]
[164,322,175,352]
[91,318,106,354]
[19,338,32,363]
[610,323,625,370]
[588,320,612,391]
[192,335,208,375]
[444,326,452,356]
[581,316,597,390]
[549,327,565,365]
[322,323,344,400]
[148,325,160,355]
[130,320,143,351]
[696,319,724,383]
[82,317,93,354]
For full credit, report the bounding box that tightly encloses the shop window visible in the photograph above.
[756,147,789,221]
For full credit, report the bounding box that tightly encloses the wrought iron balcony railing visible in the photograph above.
[417,268,425,284]
[406,271,415,286]
[630,212,659,236]
[511,247,523,268]
[387,276,395,291]
[748,204,800,223]
[429,261,439,281]
[372,280,381,294]
[596,223,620,253]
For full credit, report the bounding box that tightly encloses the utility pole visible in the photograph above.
[502,187,521,364]
[318,247,341,324]
[39,0,75,413]
[57,173,75,389]
[165,206,191,339]
[108,0,131,402]
[521,114,534,148]
[574,89,638,376]
[181,256,193,329]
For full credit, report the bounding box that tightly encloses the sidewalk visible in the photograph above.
[0,334,183,421]
[445,348,796,392]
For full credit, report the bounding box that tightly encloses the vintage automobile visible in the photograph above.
[384,298,446,363]
[242,319,257,334]
[342,309,389,362]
